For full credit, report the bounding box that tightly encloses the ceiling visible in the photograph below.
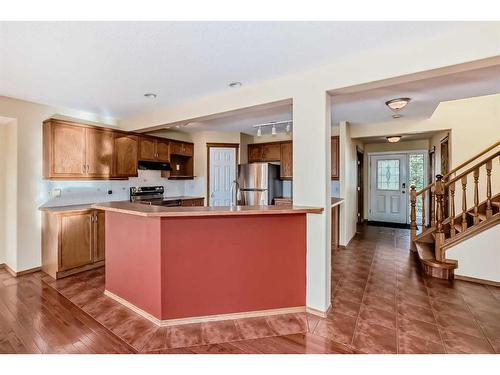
[148,64,500,136]
[331,65,500,125]
[0,21,479,119]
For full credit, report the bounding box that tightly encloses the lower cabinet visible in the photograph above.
[180,198,204,207]
[42,209,105,279]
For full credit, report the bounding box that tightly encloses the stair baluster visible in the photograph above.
[434,175,445,262]
[449,181,456,237]
[431,185,436,227]
[461,176,468,232]
[422,191,426,228]
[486,160,493,219]
[410,185,417,251]
[473,168,480,225]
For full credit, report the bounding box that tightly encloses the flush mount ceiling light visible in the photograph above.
[385,97,411,118]
[144,93,157,99]
[228,81,242,88]
[386,136,402,143]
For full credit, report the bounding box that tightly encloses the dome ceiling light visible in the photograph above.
[385,97,411,119]
[386,136,402,143]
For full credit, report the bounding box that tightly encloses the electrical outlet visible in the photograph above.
[51,188,62,198]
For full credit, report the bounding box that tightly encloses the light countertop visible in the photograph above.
[92,201,323,218]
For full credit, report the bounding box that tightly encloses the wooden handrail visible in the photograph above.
[416,140,499,196]
[445,150,500,187]
[443,140,500,180]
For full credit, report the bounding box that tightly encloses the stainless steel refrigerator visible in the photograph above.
[236,163,282,205]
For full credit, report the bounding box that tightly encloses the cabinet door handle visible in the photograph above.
[83,164,86,173]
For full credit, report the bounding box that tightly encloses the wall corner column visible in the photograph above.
[293,89,331,313]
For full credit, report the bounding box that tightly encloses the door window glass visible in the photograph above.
[377,159,400,190]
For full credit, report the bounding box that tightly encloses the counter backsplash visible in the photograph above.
[40,170,204,208]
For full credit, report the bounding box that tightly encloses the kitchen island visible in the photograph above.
[92,202,323,325]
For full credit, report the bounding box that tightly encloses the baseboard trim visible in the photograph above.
[306,304,332,318]
[4,265,41,277]
[104,290,306,327]
[455,275,500,287]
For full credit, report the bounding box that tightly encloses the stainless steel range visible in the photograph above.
[129,186,181,207]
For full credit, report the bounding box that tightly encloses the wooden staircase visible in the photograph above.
[410,141,500,280]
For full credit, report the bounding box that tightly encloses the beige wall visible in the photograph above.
[0,96,118,272]
[0,119,18,266]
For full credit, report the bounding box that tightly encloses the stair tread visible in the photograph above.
[466,211,487,221]
[414,241,458,269]
[453,224,463,233]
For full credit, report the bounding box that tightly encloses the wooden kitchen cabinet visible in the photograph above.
[85,128,114,177]
[280,142,293,179]
[43,120,86,178]
[43,118,198,181]
[139,136,172,162]
[170,141,194,157]
[42,208,105,279]
[248,144,263,162]
[331,136,340,180]
[180,198,204,207]
[261,143,281,161]
[113,133,138,178]
[43,119,114,179]
[138,137,158,161]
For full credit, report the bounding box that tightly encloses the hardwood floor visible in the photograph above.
[1,224,499,354]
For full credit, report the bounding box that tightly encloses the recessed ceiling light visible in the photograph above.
[386,136,402,143]
[228,81,242,88]
[144,93,157,99]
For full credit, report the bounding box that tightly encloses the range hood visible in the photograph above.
[138,160,172,171]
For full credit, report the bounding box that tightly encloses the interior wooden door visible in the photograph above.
[86,128,114,177]
[331,136,340,180]
[51,123,86,176]
[156,140,170,162]
[93,211,105,262]
[60,212,93,271]
[139,137,157,161]
[280,142,293,179]
[113,134,138,177]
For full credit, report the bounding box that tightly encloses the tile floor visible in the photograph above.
[2,224,499,353]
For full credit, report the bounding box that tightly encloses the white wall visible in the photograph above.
[447,225,500,283]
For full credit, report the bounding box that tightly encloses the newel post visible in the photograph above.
[434,175,445,262]
[410,185,417,251]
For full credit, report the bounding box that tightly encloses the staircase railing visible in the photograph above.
[410,145,500,260]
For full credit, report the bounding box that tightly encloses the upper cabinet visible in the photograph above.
[248,144,263,163]
[43,119,114,179]
[331,136,339,180]
[170,141,193,157]
[248,137,340,181]
[138,137,170,163]
[280,142,293,180]
[261,143,281,161]
[113,133,138,178]
[43,118,195,180]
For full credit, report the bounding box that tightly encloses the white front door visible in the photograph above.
[369,154,408,224]
[209,147,236,207]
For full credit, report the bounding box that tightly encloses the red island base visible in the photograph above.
[103,211,307,325]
